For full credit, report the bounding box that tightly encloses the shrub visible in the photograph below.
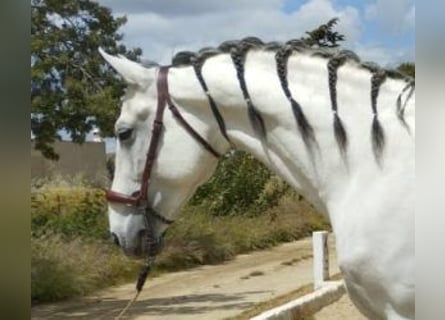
[31,188,108,240]
[191,151,281,216]
[31,172,110,191]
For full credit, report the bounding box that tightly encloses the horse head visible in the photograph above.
[100,49,224,258]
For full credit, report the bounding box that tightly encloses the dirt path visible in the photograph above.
[32,237,341,320]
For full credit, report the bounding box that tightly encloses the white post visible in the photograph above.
[313,231,329,290]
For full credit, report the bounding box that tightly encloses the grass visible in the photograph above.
[31,233,140,304]
[31,180,330,304]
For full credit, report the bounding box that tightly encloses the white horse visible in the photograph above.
[99,38,414,320]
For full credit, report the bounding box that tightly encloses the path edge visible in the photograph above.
[250,281,345,320]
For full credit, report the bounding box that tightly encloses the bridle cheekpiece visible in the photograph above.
[105,66,222,226]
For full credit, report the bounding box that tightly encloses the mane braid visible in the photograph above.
[275,46,316,152]
[402,84,415,111]
[327,54,349,157]
[264,41,283,51]
[230,40,267,140]
[286,39,306,51]
[172,51,197,66]
[370,69,387,163]
[218,40,241,53]
[396,80,414,134]
[192,58,234,147]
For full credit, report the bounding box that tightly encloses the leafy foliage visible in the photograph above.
[397,62,415,77]
[301,18,346,48]
[31,188,108,239]
[31,0,142,159]
[190,151,290,216]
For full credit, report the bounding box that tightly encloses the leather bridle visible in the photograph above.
[105,66,222,226]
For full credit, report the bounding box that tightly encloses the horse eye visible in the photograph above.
[117,128,133,141]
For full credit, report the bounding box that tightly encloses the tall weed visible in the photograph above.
[31,233,138,303]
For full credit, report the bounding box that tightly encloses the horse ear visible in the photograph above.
[98,47,152,87]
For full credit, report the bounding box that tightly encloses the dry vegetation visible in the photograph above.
[31,234,139,303]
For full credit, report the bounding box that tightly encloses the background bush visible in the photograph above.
[190,151,290,216]
[31,188,108,240]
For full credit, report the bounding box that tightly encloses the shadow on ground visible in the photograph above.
[32,290,271,319]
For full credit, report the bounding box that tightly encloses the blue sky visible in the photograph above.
[98,0,415,66]
[325,0,414,48]
[88,0,415,152]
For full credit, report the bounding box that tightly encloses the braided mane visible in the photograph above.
[171,36,414,83]
[169,36,414,164]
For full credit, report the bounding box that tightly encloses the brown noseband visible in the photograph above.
[106,66,222,224]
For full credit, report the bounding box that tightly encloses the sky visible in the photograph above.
[97,0,415,66]
[92,0,415,152]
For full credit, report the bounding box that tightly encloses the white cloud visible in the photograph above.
[365,0,415,34]
[404,5,415,31]
[98,0,282,16]
[354,44,414,68]
[96,0,414,66]
[98,0,361,64]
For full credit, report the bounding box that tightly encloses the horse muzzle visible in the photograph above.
[110,227,165,259]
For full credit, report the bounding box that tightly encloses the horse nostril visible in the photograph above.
[110,232,120,247]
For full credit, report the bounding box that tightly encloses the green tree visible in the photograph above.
[397,62,415,77]
[301,18,345,48]
[31,0,141,159]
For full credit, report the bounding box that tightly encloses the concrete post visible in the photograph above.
[313,231,329,290]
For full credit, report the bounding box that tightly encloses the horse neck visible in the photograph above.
[168,50,414,215]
